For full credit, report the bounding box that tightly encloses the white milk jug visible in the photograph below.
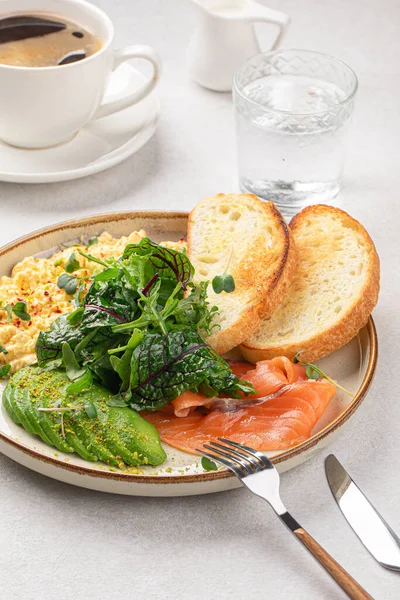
[187,0,290,92]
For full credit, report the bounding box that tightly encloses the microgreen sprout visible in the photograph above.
[57,273,78,295]
[212,247,235,294]
[293,351,354,396]
[201,456,218,471]
[0,302,30,322]
[65,252,80,273]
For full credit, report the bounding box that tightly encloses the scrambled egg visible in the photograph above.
[0,231,185,373]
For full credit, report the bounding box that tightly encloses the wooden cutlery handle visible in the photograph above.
[294,528,373,600]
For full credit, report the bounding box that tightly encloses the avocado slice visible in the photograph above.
[3,366,166,468]
[65,404,116,466]
[6,383,37,435]
[105,407,167,467]
[2,383,19,424]
[17,387,54,446]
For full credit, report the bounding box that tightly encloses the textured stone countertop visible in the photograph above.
[0,1,399,598]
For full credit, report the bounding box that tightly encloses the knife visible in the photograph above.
[325,454,400,572]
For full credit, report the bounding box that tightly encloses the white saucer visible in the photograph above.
[0,63,160,183]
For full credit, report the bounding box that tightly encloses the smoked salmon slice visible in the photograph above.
[143,357,337,454]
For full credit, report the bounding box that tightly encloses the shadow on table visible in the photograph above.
[0,134,160,215]
[0,451,345,600]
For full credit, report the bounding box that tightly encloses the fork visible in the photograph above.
[198,439,373,600]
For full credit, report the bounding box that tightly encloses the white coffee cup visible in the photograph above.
[0,0,162,148]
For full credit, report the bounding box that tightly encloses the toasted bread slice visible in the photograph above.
[187,193,296,355]
[241,205,380,363]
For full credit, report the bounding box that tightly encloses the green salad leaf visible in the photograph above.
[65,252,80,273]
[201,456,219,471]
[57,273,78,295]
[35,238,255,412]
[122,238,194,289]
[0,302,30,322]
[118,329,254,411]
[293,351,353,396]
[0,364,11,378]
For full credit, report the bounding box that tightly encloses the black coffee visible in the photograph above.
[0,13,102,67]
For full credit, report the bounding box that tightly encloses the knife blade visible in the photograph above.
[325,454,400,572]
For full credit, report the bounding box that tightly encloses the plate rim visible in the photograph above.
[0,211,378,485]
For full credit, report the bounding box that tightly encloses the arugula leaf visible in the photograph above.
[127,329,254,411]
[92,268,119,282]
[62,342,86,381]
[0,364,10,378]
[65,252,80,273]
[122,238,194,289]
[201,456,218,471]
[0,344,8,355]
[73,278,86,308]
[109,329,143,392]
[77,250,110,268]
[66,370,93,395]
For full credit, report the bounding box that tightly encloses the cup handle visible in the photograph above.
[94,45,162,120]
[248,2,291,50]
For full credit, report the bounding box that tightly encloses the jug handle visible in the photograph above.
[247,2,290,50]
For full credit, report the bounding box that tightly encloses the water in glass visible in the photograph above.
[234,51,357,217]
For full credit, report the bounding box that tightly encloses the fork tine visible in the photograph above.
[207,441,260,470]
[197,448,245,477]
[218,438,273,468]
[203,444,251,474]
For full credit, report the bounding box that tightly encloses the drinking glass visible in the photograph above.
[233,49,358,216]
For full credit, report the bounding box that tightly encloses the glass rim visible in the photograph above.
[232,49,359,117]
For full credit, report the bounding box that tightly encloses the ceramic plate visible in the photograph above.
[0,212,377,496]
[0,64,159,184]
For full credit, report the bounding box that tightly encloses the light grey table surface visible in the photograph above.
[0,1,399,599]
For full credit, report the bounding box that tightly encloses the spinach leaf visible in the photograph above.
[87,236,98,246]
[127,329,254,411]
[0,344,8,355]
[122,238,194,289]
[66,370,93,395]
